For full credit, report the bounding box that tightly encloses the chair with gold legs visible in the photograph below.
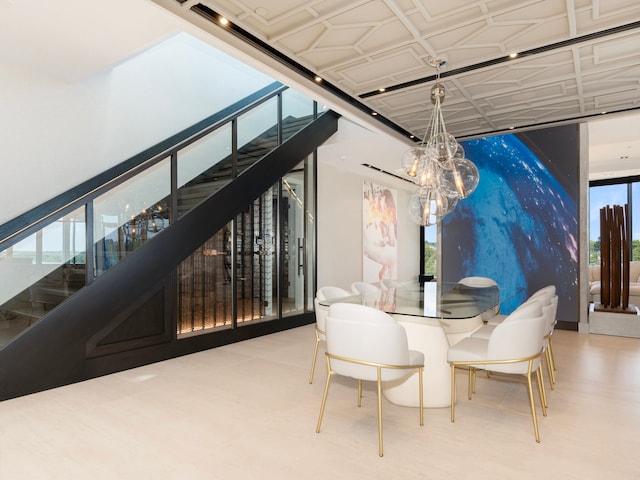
[316,303,424,456]
[542,295,559,390]
[448,300,548,442]
[309,286,351,384]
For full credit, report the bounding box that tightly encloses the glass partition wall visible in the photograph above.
[0,86,319,347]
[177,157,314,335]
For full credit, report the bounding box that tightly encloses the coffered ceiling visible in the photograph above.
[156,0,640,145]
[3,0,638,181]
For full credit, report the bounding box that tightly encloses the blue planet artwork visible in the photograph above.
[441,126,579,322]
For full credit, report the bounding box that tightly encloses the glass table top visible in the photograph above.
[319,282,521,320]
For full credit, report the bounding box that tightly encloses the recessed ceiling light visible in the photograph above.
[509,52,518,58]
[378,88,386,93]
[372,112,378,116]
[314,75,322,82]
[219,16,229,26]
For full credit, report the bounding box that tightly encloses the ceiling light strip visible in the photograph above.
[361,164,415,183]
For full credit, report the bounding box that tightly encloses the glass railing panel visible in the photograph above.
[177,221,234,335]
[93,158,171,276]
[281,89,315,142]
[236,97,279,177]
[0,206,86,346]
[176,123,232,219]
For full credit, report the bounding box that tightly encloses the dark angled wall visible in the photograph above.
[441,124,580,325]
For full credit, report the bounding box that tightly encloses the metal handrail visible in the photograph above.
[0,81,288,250]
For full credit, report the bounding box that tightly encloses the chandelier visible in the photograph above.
[402,57,479,226]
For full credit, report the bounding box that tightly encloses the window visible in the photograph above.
[589,177,640,265]
[422,225,437,278]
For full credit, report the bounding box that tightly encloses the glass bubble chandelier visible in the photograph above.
[403,57,480,226]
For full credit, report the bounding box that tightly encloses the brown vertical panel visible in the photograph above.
[622,204,630,309]
[600,207,610,307]
[611,206,621,308]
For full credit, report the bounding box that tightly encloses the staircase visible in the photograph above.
[0,87,339,400]
[178,115,312,217]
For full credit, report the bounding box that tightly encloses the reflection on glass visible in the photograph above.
[304,154,316,314]
[282,164,306,317]
[282,89,315,142]
[0,207,86,346]
[177,123,232,219]
[178,221,233,333]
[93,158,170,276]
[236,188,277,323]
[176,155,317,336]
[237,98,278,176]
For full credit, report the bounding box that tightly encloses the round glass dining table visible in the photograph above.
[319,282,514,408]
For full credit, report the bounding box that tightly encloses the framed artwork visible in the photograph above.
[362,180,398,283]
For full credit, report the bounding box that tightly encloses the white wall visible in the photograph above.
[316,122,420,291]
[0,33,273,225]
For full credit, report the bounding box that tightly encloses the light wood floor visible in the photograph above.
[1,324,639,479]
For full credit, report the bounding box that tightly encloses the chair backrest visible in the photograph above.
[317,286,351,302]
[502,299,544,322]
[315,286,352,337]
[458,276,498,288]
[351,282,382,295]
[381,278,411,289]
[542,295,559,338]
[326,303,411,382]
[528,285,556,300]
[487,300,546,374]
[504,286,553,319]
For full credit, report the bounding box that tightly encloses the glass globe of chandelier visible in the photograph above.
[403,57,480,226]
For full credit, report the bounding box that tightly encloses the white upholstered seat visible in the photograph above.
[316,303,424,456]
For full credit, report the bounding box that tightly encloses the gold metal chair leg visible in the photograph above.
[316,358,333,433]
[419,367,424,426]
[538,361,553,407]
[450,364,456,422]
[472,367,477,394]
[548,338,557,371]
[467,367,473,400]
[545,348,556,389]
[526,363,541,443]
[536,368,547,416]
[309,336,320,384]
[376,367,384,457]
[358,379,363,407]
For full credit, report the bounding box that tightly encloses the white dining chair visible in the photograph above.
[316,303,424,456]
[447,300,548,442]
[381,278,413,289]
[486,284,556,326]
[351,281,382,295]
[458,276,500,322]
[309,286,351,384]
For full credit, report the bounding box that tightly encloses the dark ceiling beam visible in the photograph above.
[359,20,640,98]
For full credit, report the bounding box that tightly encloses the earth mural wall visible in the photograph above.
[441,124,580,323]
